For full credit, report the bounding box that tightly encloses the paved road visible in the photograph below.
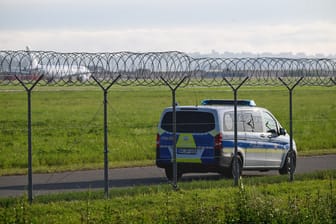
[1,155,336,198]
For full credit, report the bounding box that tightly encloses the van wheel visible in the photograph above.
[231,156,243,178]
[165,167,182,181]
[221,156,242,178]
[279,152,296,175]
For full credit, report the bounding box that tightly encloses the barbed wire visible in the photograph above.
[0,50,335,87]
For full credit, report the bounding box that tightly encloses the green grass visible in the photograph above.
[0,86,335,175]
[0,170,335,223]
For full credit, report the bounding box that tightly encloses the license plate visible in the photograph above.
[177,148,196,154]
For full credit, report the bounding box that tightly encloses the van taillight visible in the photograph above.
[214,133,222,150]
[156,134,160,149]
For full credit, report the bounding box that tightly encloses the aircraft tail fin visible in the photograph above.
[25,46,39,68]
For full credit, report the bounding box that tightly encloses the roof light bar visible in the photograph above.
[201,99,256,107]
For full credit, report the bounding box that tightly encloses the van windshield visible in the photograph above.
[161,111,215,133]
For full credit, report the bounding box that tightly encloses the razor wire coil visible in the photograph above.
[0,50,335,87]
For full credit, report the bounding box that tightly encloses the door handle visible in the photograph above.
[260,133,274,138]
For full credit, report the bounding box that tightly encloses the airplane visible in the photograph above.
[25,47,91,83]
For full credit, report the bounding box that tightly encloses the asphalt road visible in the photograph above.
[1,155,336,198]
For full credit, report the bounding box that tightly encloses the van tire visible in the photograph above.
[279,152,296,175]
[232,155,243,178]
[221,156,242,178]
[165,167,182,181]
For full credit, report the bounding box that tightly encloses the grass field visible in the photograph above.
[0,170,335,223]
[0,86,335,175]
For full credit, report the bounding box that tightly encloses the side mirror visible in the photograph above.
[279,128,286,136]
[267,129,278,137]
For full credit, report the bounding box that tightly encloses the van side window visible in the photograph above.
[242,111,263,132]
[223,112,244,132]
[263,112,278,132]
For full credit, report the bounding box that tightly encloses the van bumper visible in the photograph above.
[219,156,232,168]
[156,156,232,173]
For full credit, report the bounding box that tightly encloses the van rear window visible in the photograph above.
[161,111,215,133]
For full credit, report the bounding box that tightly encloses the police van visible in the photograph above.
[156,100,296,180]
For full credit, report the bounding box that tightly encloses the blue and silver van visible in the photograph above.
[156,100,297,180]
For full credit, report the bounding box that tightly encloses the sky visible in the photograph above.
[0,0,335,56]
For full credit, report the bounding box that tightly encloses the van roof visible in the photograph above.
[164,105,262,112]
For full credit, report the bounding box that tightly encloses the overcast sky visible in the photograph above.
[0,0,335,56]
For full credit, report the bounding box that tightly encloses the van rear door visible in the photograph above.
[158,109,218,165]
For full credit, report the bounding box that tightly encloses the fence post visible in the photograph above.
[15,75,44,204]
[223,77,249,186]
[278,77,303,181]
[92,75,121,198]
[160,77,188,190]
